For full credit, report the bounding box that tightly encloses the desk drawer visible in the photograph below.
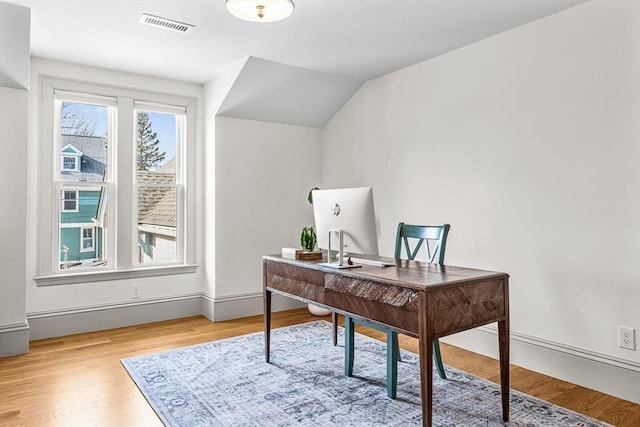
[265,261,326,303]
[325,273,419,334]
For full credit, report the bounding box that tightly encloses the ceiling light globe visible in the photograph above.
[226,0,295,23]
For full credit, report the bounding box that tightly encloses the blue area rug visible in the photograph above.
[121,321,610,426]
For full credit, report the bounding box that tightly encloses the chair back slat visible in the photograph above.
[405,238,424,260]
[395,222,450,264]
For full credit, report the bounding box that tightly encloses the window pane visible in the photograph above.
[137,186,177,264]
[59,186,107,270]
[136,109,178,265]
[59,101,108,183]
[136,111,176,179]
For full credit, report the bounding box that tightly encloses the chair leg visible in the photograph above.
[344,316,355,377]
[433,338,446,379]
[343,318,405,398]
[394,337,402,362]
[386,331,398,399]
[332,312,338,346]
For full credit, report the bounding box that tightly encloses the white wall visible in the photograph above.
[210,116,321,320]
[25,58,205,337]
[0,2,29,89]
[0,87,29,356]
[202,59,246,319]
[0,1,30,357]
[321,0,639,402]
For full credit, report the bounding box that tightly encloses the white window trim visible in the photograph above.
[35,76,198,285]
[60,222,95,228]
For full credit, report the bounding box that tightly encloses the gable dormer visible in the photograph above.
[60,144,82,172]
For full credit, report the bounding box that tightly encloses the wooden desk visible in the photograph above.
[263,255,510,427]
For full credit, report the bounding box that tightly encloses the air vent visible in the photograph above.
[138,13,194,33]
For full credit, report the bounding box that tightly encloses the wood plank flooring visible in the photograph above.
[0,308,638,426]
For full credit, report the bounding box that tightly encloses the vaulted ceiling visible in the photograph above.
[6,0,588,127]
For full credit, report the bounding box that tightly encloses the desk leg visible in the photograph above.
[332,312,338,346]
[498,318,510,421]
[418,296,433,427]
[264,288,272,363]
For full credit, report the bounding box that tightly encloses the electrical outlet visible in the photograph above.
[130,284,142,299]
[618,326,636,350]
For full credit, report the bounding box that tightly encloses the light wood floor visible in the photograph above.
[0,308,638,426]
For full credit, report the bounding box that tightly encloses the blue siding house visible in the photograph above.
[59,135,106,268]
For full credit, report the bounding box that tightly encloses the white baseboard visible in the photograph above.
[441,326,640,404]
[21,292,639,404]
[201,291,305,322]
[27,291,304,341]
[0,321,30,357]
[27,294,202,340]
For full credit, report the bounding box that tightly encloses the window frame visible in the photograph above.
[34,76,198,285]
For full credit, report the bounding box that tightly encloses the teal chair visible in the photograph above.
[344,222,450,398]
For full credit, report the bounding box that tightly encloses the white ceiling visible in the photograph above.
[8,0,587,86]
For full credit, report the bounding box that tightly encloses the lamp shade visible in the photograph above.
[226,0,295,22]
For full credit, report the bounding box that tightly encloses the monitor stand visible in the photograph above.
[318,229,361,269]
[318,261,362,269]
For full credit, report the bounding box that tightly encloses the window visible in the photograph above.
[62,156,76,170]
[61,190,78,212]
[36,77,196,283]
[81,227,94,252]
[60,143,82,171]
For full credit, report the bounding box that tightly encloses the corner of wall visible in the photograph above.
[0,322,29,357]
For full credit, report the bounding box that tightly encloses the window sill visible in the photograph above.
[34,264,199,286]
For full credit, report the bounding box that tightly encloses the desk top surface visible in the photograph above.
[264,254,508,291]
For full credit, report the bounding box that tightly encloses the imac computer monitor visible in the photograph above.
[312,187,379,264]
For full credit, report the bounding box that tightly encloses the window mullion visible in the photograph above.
[115,97,135,270]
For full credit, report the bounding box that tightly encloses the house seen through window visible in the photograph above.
[58,101,109,269]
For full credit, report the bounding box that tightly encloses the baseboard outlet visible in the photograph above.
[441,326,640,404]
[0,321,30,357]
[27,294,202,340]
[201,291,305,322]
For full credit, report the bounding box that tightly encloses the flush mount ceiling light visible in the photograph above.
[226,0,295,23]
